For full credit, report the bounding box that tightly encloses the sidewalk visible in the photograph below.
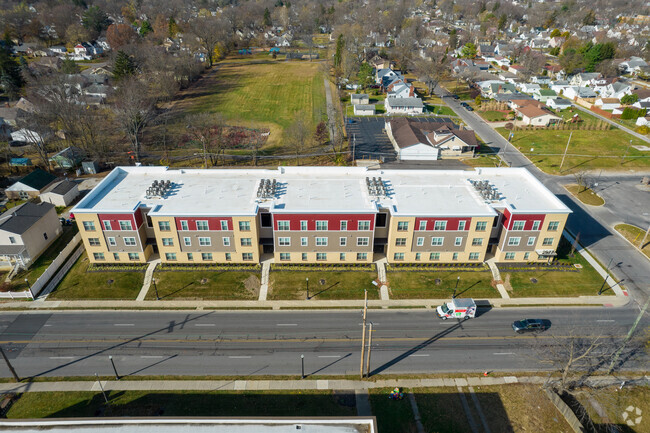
[0,375,643,394]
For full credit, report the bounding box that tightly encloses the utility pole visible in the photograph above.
[365,322,373,378]
[639,224,650,250]
[95,373,109,403]
[559,131,573,171]
[621,139,632,164]
[0,347,19,382]
[359,289,367,379]
[598,257,613,296]
[607,298,649,374]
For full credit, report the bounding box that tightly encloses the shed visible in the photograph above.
[82,160,100,175]
[351,94,370,105]
[353,104,376,116]
[49,146,85,169]
[40,180,80,207]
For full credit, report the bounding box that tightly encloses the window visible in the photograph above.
[395,238,406,246]
[113,253,120,260]
[548,221,559,231]
[455,237,463,246]
[124,237,136,246]
[429,252,440,261]
[415,253,421,261]
[431,237,443,246]
[277,221,290,231]
[128,253,139,261]
[419,220,427,231]
[261,213,272,227]
[223,237,230,246]
[416,237,424,246]
[472,238,483,246]
[242,253,253,261]
[358,221,370,231]
[452,252,459,261]
[357,253,367,260]
[316,237,328,246]
[505,252,516,260]
[393,252,405,261]
[543,237,554,246]
[202,253,213,261]
[301,237,308,246]
[238,221,250,231]
[340,253,346,261]
[469,252,480,260]
[162,238,174,246]
[458,221,466,231]
[119,220,133,230]
[508,237,521,246]
[316,253,327,261]
[339,237,347,246]
[512,221,525,231]
[527,237,536,246]
[188,253,194,261]
[316,221,328,231]
[376,213,387,227]
[83,221,96,231]
[340,221,347,231]
[183,237,191,246]
[357,237,369,246]
[475,221,487,231]
[88,238,100,246]
[180,220,189,231]
[220,220,228,231]
[241,238,252,246]
[199,237,211,246]
[158,221,170,231]
[196,220,209,231]
[524,252,530,260]
[108,237,116,246]
[302,253,308,261]
[165,252,177,261]
[397,221,409,231]
[8,236,15,244]
[103,221,112,230]
[434,220,447,231]
[280,253,291,261]
[93,252,105,260]
[224,253,230,261]
[532,221,541,230]
[301,220,308,231]
[278,237,290,246]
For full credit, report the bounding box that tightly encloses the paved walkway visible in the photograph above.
[258,258,272,301]
[485,259,510,299]
[136,258,161,302]
[374,258,390,301]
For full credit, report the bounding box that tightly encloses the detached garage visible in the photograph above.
[40,180,79,207]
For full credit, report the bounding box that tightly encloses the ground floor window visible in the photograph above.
[429,252,440,261]
[393,253,404,261]
[93,252,105,261]
[202,253,213,261]
[302,253,308,261]
[469,252,480,260]
[128,253,139,261]
[316,253,327,261]
[280,253,291,261]
[340,253,346,261]
[505,252,516,260]
[356,253,367,261]
[225,253,231,261]
[415,253,421,261]
[452,252,459,261]
[524,252,530,260]
[242,253,253,261]
[187,253,194,261]
[113,253,120,260]
[165,252,177,261]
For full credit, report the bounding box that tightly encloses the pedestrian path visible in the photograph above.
[485,259,510,299]
[136,258,161,301]
[374,258,390,301]
[258,258,272,301]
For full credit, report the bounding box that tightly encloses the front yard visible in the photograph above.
[147,269,260,300]
[268,269,379,300]
[386,267,498,299]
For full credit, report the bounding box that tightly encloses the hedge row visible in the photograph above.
[87,264,148,272]
[158,264,261,272]
[270,264,376,272]
[387,264,489,272]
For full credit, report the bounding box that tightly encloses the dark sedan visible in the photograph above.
[512,319,549,334]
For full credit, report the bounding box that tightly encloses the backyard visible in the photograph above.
[147,269,260,300]
[268,269,379,300]
[386,267,498,299]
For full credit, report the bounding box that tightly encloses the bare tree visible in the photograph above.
[573,170,594,193]
[187,16,230,67]
[286,116,312,165]
[16,112,53,172]
[185,113,224,168]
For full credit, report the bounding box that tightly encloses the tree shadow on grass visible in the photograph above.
[309,281,340,299]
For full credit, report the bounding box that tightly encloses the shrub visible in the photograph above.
[636,125,650,134]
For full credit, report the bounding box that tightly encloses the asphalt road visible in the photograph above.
[437,86,650,302]
[0,309,644,379]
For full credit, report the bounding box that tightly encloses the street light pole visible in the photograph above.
[622,139,632,163]
[301,354,305,379]
[153,278,159,300]
[598,257,613,296]
[359,289,368,379]
[24,278,34,300]
[306,278,309,300]
[365,322,373,378]
[109,355,120,380]
[559,131,573,171]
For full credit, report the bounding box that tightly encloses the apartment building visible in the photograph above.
[72,166,571,265]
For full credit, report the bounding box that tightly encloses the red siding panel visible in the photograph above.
[98,213,136,231]
[506,212,546,230]
[273,214,376,231]
[174,217,232,231]
[415,217,471,231]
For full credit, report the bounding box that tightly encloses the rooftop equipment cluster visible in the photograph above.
[469,179,500,201]
[146,180,173,199]
[257,178,277,199]
[366,177,387,197]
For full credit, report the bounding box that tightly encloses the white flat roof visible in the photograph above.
[72,166,571,217]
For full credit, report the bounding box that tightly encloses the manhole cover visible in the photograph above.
[434,278,442,285]
[530,278,538,284]
[319,279,326,285]
[107,279,114,285]
[200,278,208,284]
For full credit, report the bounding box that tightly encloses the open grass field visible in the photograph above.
[615,224,650,259]
[268,270,379,300]
[147,270,260,300]
[576,385,649,432]
[48,253,144,300]
[496,127,650,174]
[564,184,605,206]
[386,269,498,299]
[478,110,510,122]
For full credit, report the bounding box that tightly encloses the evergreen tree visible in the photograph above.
[334,34,344,68]
[168,17,178,38]
[263,8,272,27]
[460,42,477,58]
[0,47,24,100]
[449,29,458,49]
[61,58,80,74]
[139,20,153,36]
[82,6,110,34]
[113,50,135,80]
[357,62,373,89]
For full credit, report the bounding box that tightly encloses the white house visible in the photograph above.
[546,98,572,110]
[376,68,400,85]
[594,98,621,111]
[354,104,376,116]
[387,82,415,99]
[533,89,558,102]
[603,82,632,99]
[619,56,648,75]
[635,116,650,126]
[519,83,541,93]
[564,86,597,100]
[531,76,551,85]
[385,97,424,114]
[351,94,370,105]
[39,180,80,207]
[516,105,561,126]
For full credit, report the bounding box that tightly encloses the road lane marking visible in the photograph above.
[596,320,615,322]
[44,324,52,327]
[195,324,216,327]
[140,356,164,359]
[318,355,341,358]
[114,324,135,326]
[276,324,297,326]
[409,354,430,357]
[493,352,515,355]
[49,356,74,359]
[228,356,252,359]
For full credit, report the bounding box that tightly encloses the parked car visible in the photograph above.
[512,319,549,334]
[460,102,474,111]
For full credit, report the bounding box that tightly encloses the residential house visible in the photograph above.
[40,180,80,207]
[375,68,400,84]
[508,99,541,110]
[618,56,648,75]
[387,82,416,99]
[515,105,561,126]
[5,169,58,200]
[49,46,67,56]
[384,97,424,114]
[569,73,601,87]
[563,86,597,100]
[351,94,370,105]
[546,98,573,111]
[10,128,44,144]
[632,101,650,110]
[531,76,551,85]
[603,82,632,99]
[635,116,650,126]
[549,37,566,48]
[49,147,85,169]
[354,105,376,116]
[632,88,650,102]
[594,98,621,111]
[508,65,526,75]
[0,202,61,270]
[480,81,517,98]
[550,80,572,95]
[529,38,549,49]
[533,89,558,102]
[478,44,495,57]
[519,83,541,93]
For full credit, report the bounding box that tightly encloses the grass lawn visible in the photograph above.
[147,270,260,300]
[496,127,650,174]
[564,184,605,206]
[10,225,79,292]
[472,384,572,433]
[5,390,357,419]
[503,237,607,297]
[440,80,475,100]
[268,270,379,300]
[428,105,458,116]
[478,110,509,122]
[575,385,650,432]
[416,387,473,433]
[369,388,417,432]
[387,269,498,299]
[615,224,650,259]
[48,253,144,300]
